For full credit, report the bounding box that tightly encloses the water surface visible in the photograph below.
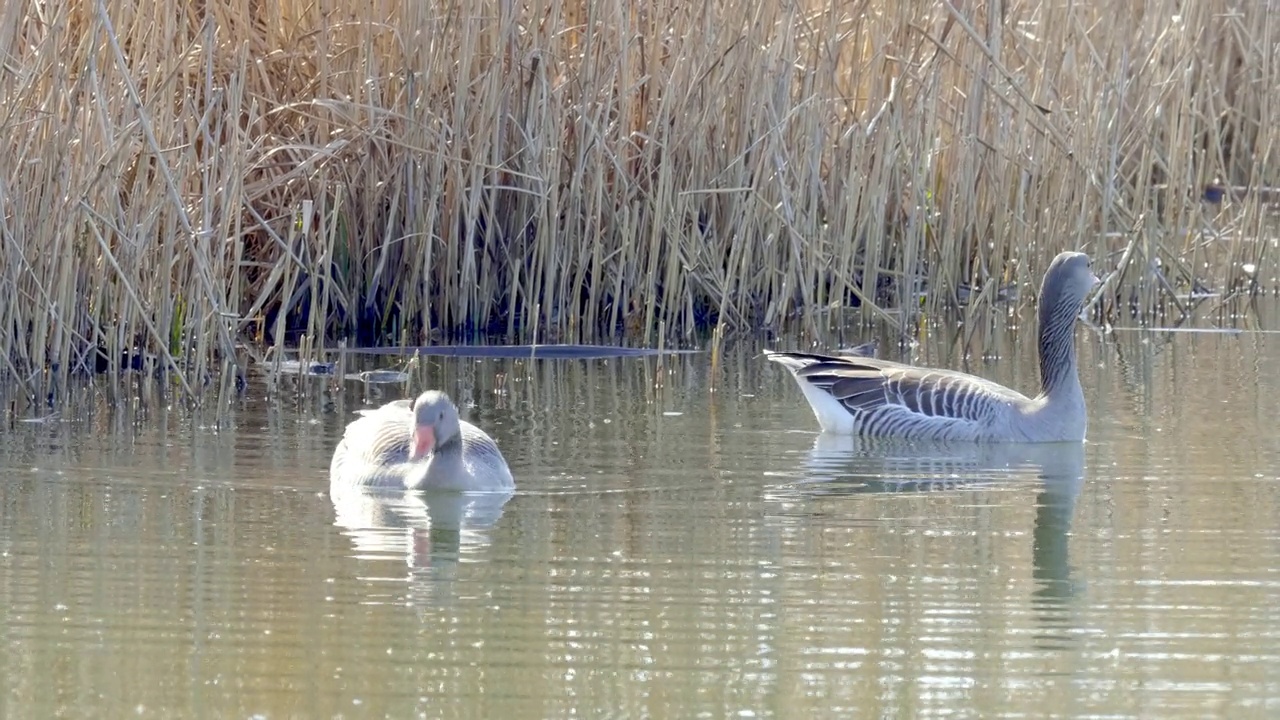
[2,321,1279,718]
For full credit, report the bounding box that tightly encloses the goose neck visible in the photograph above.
[1037,298,1081,398]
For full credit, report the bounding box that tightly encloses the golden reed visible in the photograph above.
[0,0,1272,401]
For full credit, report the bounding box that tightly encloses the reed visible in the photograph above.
[1,0,1277,402]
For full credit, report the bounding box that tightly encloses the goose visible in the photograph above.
[329,390,515,492]
[765,250,1100,443]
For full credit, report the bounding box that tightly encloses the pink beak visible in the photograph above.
[409,425,435,461]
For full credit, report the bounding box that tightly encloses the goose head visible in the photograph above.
[1034,251,1102,398]
[407,390,462,461]
[1040,251,1101,318]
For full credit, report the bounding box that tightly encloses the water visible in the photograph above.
[2,321,1280,718]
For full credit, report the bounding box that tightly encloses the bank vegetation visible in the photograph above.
[1,0,1276,400]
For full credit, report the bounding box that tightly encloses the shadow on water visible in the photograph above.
[764,434,1087,647]
[328,485,515,605]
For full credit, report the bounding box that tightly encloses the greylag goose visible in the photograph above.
[329,390,515,491]
[766,251,1100,443]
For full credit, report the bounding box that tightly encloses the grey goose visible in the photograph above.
[329,390,515,491]
[765,251,1100,443]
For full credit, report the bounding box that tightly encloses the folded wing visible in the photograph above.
[771,351,1031,439]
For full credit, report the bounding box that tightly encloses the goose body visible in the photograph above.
[329,390,515,492]
[767,251,1100,443]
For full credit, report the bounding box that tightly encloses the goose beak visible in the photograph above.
[409,425,435,461]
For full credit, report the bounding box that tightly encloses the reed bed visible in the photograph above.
[1,0,1278,402]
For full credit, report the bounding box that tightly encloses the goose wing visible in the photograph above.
[331,400,414,477]
[459,422,508,462]
[356,398,413,417]
[768,350,1030,431]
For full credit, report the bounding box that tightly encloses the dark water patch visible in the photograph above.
[334,343,705,359]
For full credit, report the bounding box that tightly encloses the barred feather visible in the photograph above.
[766,251,1099,443]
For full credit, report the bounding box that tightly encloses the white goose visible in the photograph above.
[766,251,1100,443]
[329,390,515,492]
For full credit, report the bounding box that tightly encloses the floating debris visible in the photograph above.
[913,281,1019,307]
[1109,326,1244,334]
[347,369,412,384]
[837,340,878,358]
[955,281,1020,306]
[274,360,336,376]
[1202,183,1280,206]
[335,343,702,359]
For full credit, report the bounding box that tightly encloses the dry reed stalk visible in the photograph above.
[1,0,1278,401]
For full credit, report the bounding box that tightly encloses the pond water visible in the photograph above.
[1,318,1279,718]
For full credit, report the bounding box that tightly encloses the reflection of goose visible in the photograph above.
[770,434,1086,643]
[1030,459,1086,644]
[329,390,514,491]
[330,484,514,577]
[766,251,1100,442]
[781,433,1085,497]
